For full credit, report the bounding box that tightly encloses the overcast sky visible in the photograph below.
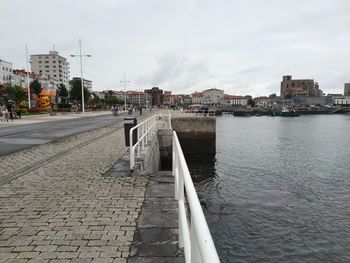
[1,0,349,96]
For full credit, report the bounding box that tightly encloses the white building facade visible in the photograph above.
[72,77,93,92]
[333,96,350,105]
[30,51,70,88]
[202,88,224,105]
[224,95,248,107]
[0,59,13,85]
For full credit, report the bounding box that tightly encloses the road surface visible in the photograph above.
[0,111,140,156]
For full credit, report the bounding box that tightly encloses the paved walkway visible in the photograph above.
[0,121,149,262]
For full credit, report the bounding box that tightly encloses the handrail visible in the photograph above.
[129,113,172,170]
[129,116,156,170]
[173,131,220,263]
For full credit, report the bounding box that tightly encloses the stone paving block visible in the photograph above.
[139,211,177,228]
[16,251,40,258]
[34,245,58,252]
[78,251,100,258]
[55,246,78,252]
[142,199,177,212]
[138,228,178,243]
[4,259,28,263]
[128,257,184,263]
[91,259,113,263]
[27,259,50,263]
[146,184,175,198]
[37,251,60,259]
[57,252,80,259]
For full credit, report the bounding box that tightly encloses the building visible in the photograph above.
[126,91,151,107]
[280,75,323,98]
[72,77,92,92]
[344,83,350,96]
[254,96,270,108]
[332,96,350,106]
[202,88,224,105]
[223,95,248,107]
[0,59,13,85]
[30,50,70,88]
[144,87,163,106]
[163,91,172,106]
[191,92,203,104]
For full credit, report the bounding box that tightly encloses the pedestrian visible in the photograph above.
[139,107,142,116]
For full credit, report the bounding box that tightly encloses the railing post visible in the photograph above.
[129,127,134,170]
[191,214,202,263]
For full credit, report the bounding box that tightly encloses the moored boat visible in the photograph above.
[272,107,300,117]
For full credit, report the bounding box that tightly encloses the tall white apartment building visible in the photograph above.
[202,88,224,105]
[30,50,70,88]
[0,59,13,85]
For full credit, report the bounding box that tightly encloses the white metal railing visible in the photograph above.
[129,116,157,170]
[129,113,172,170]
[172,131,220,263]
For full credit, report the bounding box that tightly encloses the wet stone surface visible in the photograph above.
[129,171,184,263]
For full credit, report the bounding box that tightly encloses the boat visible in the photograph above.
[233,110,253,117]
[272,106,300,117]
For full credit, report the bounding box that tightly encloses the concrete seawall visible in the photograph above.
[171,116,216,154]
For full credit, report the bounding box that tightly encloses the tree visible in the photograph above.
[57,84,69,104]
[69,78,90,104]
[247,98,255,107]
[5,85,26,105]
[58,84,68,97]
[30,80,42,96]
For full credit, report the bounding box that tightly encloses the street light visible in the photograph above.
[120,72,130,111]
[71,38,91,113]
[25,44,32,109]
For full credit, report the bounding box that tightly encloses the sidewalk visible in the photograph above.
[0,111,113,127]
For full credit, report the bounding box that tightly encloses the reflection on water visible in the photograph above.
[187,114,350,263]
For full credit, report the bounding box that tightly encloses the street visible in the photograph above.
[0,111,139,156]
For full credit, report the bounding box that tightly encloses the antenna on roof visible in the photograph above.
[53,44,55,51]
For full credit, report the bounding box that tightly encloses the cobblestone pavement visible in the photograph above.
[0,123,150,262]
[0,123,123,181]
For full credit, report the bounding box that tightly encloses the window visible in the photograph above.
[39,70,42,73]
[46,70,49,72]
[38,61,42,64]
[45,61,49,63]
[53,61,56,63]
[54,75,57,77]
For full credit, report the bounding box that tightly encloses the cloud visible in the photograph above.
[0,0,349,96]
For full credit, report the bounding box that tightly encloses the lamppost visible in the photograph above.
[25,44,31,109]
[120,72,130,111]
[71,38,91,113]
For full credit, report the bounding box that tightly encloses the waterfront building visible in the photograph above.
[126,91,151,107]
[30,50,70,88]
[280,75,323,98]
[345,83,350,96]
[144,87,163,106]
[191,92,203,104]
[333,96,350,106]
[202,88,224,105]
[0,59,13,85]
[163,91,172,106]
[72,77,93,92]
[254,96,270,108]
[292,96,328,106]
[224,95,248,107]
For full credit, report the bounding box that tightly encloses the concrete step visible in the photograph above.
[129,171,184,263]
